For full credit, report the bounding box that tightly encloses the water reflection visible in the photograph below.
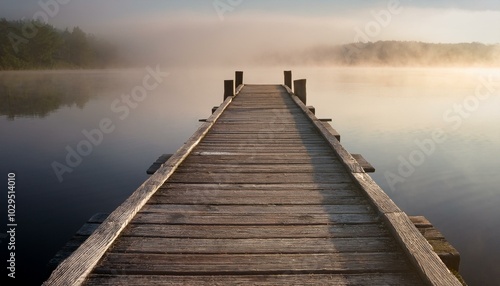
[0,70,142,119]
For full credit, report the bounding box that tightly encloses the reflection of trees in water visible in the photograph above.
[0,72,118,120]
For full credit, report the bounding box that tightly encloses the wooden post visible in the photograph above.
[284,70,292,89]
[224,80,234,100]
[294,79,306,104]
[235,71,243,88]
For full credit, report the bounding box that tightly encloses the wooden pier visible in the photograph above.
[44,71,462,285]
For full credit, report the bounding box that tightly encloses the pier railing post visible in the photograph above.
[235,71,243,89]
[284,70,292,89]
[224,80,234,100]
[294,79,307,104]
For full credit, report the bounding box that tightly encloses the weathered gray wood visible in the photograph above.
[193,146,336,154]
[321,121,341,141]
[284,70,292,89]
[122,223,387,239]
[282,84,460,284]
[91,252,414,275]
[293,79,307,104]
[131,212,378,225]
[352,173,402,214]
[43,92,234,286]
[174,163,347,173]
[85,273,424,286]
[352,153,375,173]
[51,82,458,285]
[235,71,243,88]
[224,79,234,100]
[140,204,373,214]
[410,216,461,272]
[146,154,173,174]
[148,193,366,206]
[183,154,343,165]
[385,212,462,285]
[167,172,352,184]
[48,213,109,272]
[87,213,109,224]
[108,237,395,254]
[287,92,364,173]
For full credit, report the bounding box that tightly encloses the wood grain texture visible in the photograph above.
[352,153,375,173]
[109,237,397,254]
[92,252,413,274]
[385,212,462,286]
[122,223,388,238]
[131,212,379,225]
[43,89,236,286]
[49,83,459,285]
[84,273,424,286]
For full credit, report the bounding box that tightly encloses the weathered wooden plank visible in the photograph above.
[167,172,352,184]
[146,154,173,174]
[91,252,413,275]
[385,212,462,286]
[51,83,447,286]
[160,182,359,191]
[352,173,402,214]
[198,139,328,144]
[352,153,376,173]
[195,144,335,151]
[174,163,347,173]
[183,156,341,165]
[140,204,373,214]
[201,133,324,139]
[410,216,460,272]
[84,273,424,286]
[409,215,434,228]
[122,223,388,238]
[108,237,396,254]
[131,213,378,225]
[48,236,88,271]
[150,190,366,205]
[283,85,364,173]
[43,89,237,286]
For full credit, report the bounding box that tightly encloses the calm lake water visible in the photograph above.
[1,67,499,285]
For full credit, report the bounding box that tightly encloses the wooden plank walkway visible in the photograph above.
[44,78,462,285]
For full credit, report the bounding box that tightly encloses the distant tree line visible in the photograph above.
[335,41,500,66]
[260,41,500,67]
[0,19,121,70]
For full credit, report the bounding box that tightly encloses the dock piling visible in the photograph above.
[294,79,307,104]
[235,71,243,88]
[284,70,292,89]
[224,80,234,100]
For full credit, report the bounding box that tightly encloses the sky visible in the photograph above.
[1,0,500,66]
